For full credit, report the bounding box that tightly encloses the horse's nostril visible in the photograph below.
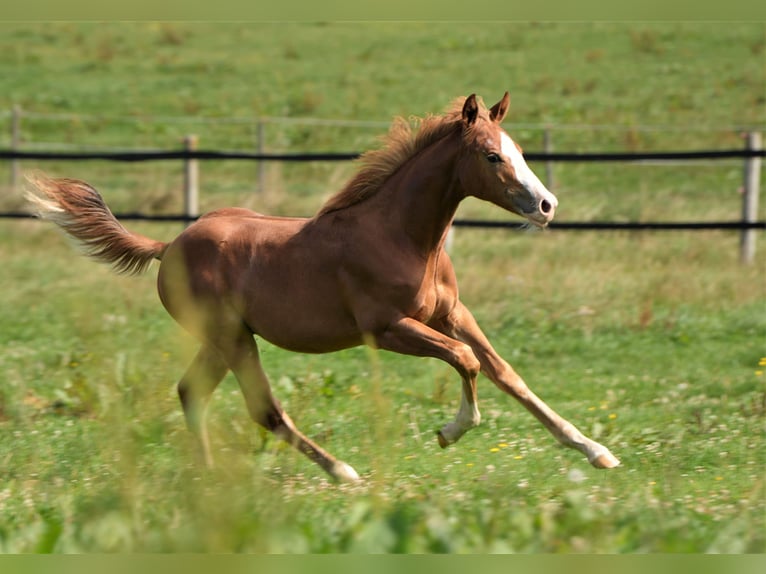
[540,199,553,214]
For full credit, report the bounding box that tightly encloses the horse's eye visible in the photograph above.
[486,153,503,164]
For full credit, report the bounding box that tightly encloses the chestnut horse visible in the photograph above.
[27,93,619,482]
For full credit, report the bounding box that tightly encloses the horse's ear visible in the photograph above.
[489,92,510,123]
[462,94,479,126]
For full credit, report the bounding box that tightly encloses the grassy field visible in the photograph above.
[0,22,764,553]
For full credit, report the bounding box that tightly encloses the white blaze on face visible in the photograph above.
[500,131,558,212]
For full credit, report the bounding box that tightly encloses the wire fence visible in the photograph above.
[1,107,764,262]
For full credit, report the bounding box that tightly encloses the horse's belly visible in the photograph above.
[241,283,363,354]
[248,312,364,354]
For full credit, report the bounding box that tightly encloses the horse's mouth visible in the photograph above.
[522,211,552,228]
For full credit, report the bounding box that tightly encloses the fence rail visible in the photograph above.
[2,210,764,233]
[1,148,764,163]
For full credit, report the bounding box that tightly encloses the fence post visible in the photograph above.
[10,105,21,190]
[740,131,761,265]
[183,134,199,226]
[256,120,265,194]
[543,125,554,191]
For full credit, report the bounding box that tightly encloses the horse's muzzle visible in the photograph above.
[522,194,557,227]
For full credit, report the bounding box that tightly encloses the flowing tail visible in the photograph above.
[25,174,168,275]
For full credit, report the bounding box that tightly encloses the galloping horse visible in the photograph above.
[27,93,619,482]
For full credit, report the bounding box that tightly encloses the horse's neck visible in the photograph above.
[370,134,464,254]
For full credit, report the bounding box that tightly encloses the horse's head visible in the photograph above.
[458,93,558,227]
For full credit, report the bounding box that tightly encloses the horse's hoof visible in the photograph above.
[590,451,621,469]
[331,461,361,483]
[436,431,450,449]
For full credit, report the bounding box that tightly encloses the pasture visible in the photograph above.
[0,22,764,552]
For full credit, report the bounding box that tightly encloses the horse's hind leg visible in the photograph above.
[178,345,229,467]
[216,327,360,483]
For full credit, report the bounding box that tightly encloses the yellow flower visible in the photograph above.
[490,447,500,453]
[758,357,766,366]
[497,443,509,448]
[514,455,524,460]
[608,413,617,420]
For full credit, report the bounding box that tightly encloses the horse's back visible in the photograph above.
[199,207,260,219]
[175,209,311,251]
[199,207,308,224]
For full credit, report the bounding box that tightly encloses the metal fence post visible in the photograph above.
[183,134,199,226]
[740,131,762,265]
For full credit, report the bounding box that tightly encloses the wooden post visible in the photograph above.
[256,120,265,194]
[10,105,21,190]
[183,134,199,226]
[740,131,761,265]
[543,125,554,191]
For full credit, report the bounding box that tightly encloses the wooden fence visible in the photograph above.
[2,106,763,263]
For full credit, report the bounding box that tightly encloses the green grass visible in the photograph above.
[0,22,764,553]
[1,224,763,553]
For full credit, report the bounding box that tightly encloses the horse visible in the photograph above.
[26,93,620,482]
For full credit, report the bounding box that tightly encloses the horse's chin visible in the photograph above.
[505,204,551,229]
[522,213,551,229]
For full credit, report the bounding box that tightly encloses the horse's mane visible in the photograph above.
[315,96,490,218]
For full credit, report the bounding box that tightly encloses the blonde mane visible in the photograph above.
[315,96,491,217]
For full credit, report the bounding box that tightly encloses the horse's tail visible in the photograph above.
[25,173,168,275]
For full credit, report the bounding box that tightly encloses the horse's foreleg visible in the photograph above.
[443,302,620,469]
[217,329,360,483]
[177,345,229,467]
[375,317,482,446]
